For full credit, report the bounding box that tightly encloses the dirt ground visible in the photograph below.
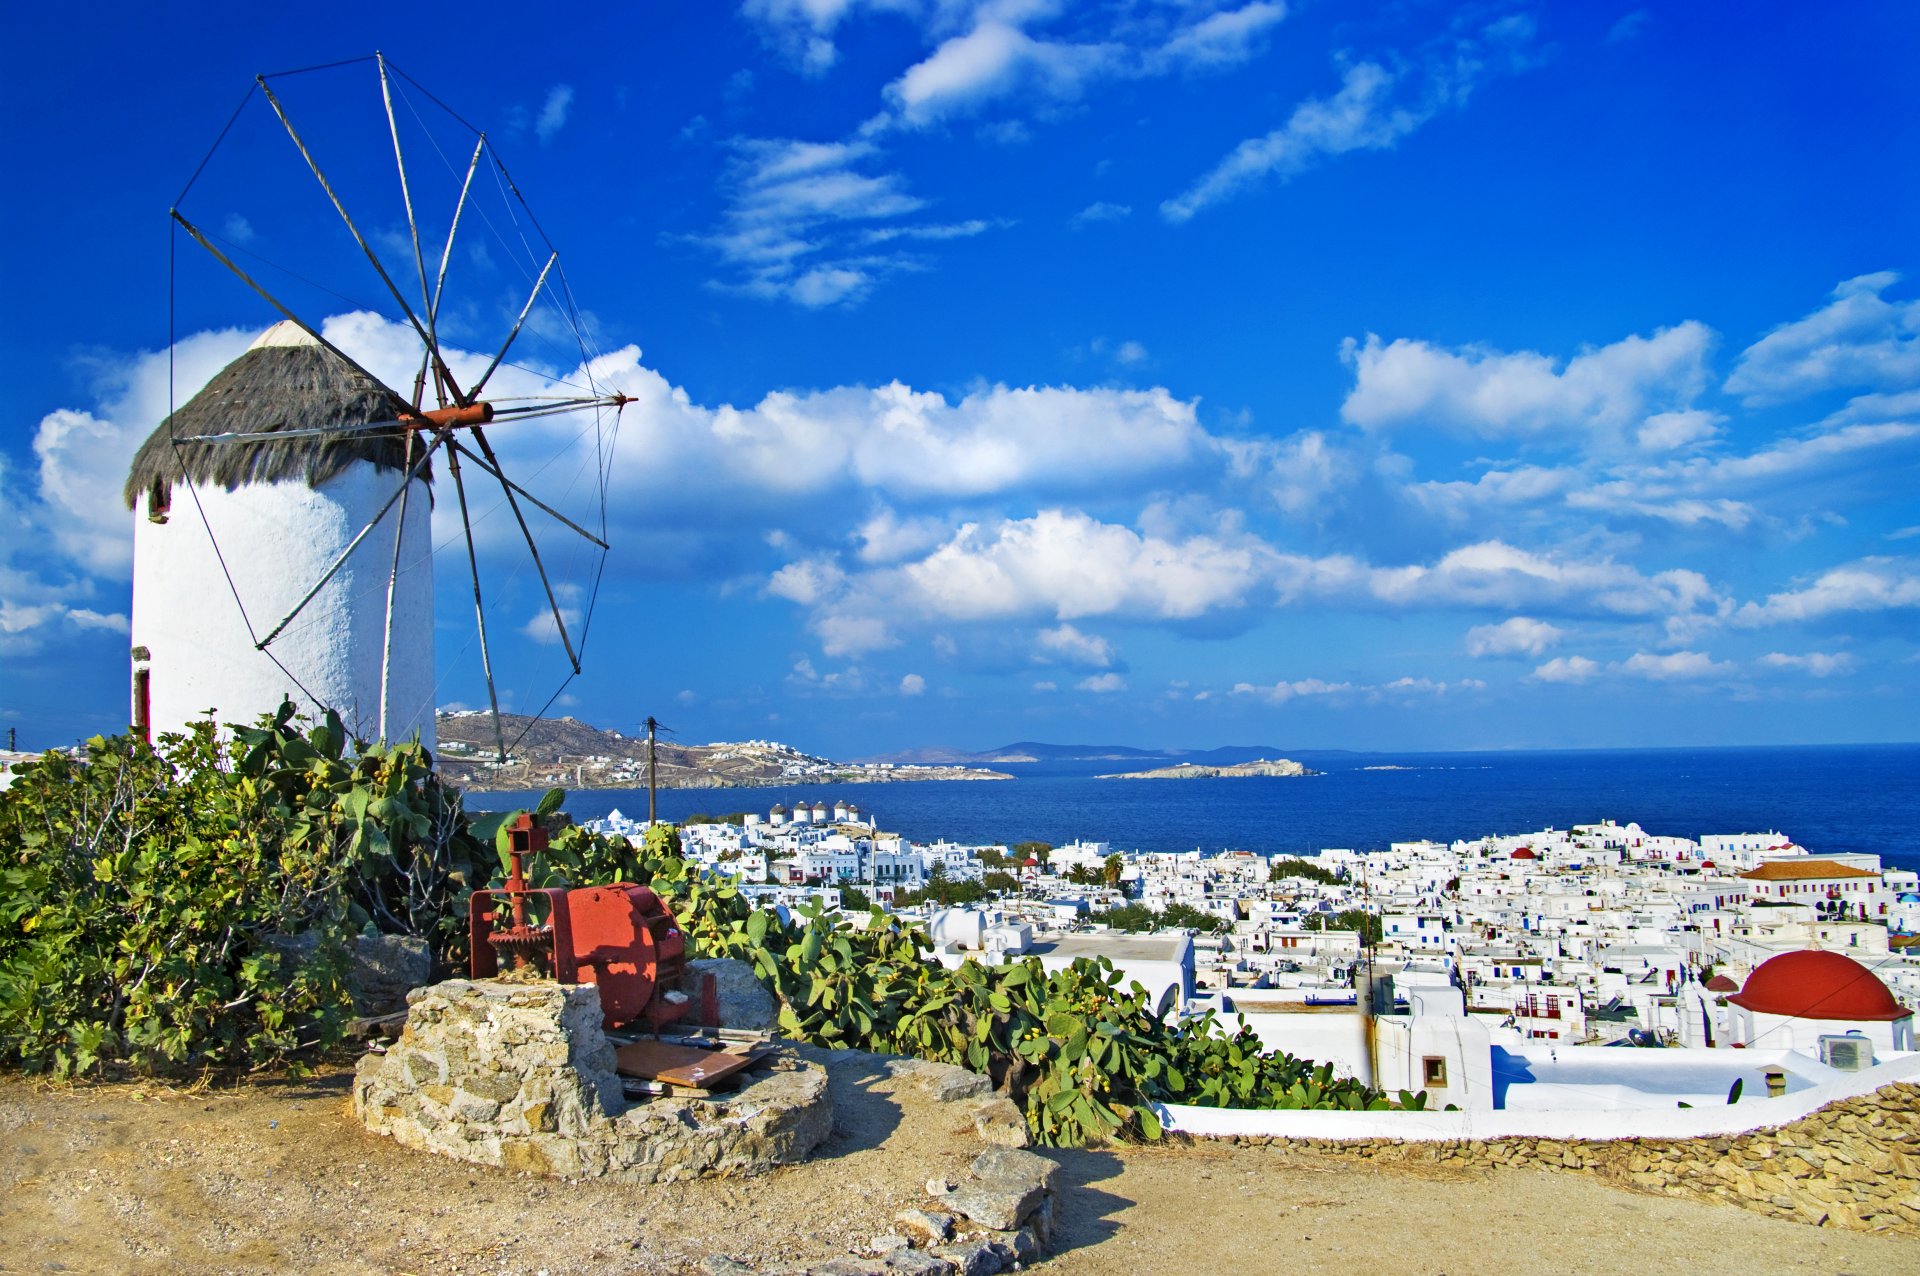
[1,1059,1914,1276]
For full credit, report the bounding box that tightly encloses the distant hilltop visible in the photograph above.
[1096,758,1321,781]
[433,711,1011,791]
[866,740,1349,766]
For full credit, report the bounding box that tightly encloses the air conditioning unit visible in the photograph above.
[1818,1034,1874,1072]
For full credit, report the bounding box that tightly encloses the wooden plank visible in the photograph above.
[614,1040,758,1089]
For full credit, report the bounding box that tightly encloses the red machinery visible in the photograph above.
[470,814,691,1031]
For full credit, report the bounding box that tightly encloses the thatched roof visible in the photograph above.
[124,323,428,509]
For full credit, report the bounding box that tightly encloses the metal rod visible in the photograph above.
[447,445,508,763]
[170,209,414,410]
[430,136,487,403]
[257,76,467,406]
[378,427,417,741]
[255,431,446,651]
[468,250,558,402]
[468,425,580,672]
[447,437,610,549]
[377,53,437,340]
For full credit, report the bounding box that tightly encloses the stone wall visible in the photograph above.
[353,978,831,1183]
[1220,1082,1920,1237]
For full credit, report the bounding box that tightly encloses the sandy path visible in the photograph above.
[1,1064,1913,1276]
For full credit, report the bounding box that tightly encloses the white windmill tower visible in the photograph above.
[131,54,630,757]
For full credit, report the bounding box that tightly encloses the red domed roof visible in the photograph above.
[1705,974,1739,993]
[1729,950,1910,1022]
[1510,847,1538,860]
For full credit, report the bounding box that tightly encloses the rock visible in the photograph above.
[883,1252,958,1276]
[351,933,432,1015]
[979,1228,1040,1265]
[970,1147,1060,1195]
[354,977,832,1183]
[964,1096,1030,1149]
[929,1240,1005,1276]
[894,1209,955,1245]
[869,1235,912,1256]
[906,1061,995,1103]
[685,957,778,1031]
[810,1261,890,1276]
[705,1259,760,1276]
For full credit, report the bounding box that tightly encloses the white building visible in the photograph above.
[126,323,436,747]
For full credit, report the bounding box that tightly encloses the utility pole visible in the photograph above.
[645,715,659,825]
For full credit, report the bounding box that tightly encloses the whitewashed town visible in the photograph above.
[594,801,1920,1117]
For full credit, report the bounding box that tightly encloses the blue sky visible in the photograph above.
[4,1,1919,756]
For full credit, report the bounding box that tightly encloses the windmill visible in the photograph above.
[127,54,628,761]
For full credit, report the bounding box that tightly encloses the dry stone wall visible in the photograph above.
[1224,1082,1920,1237]
[352,978,831,1183]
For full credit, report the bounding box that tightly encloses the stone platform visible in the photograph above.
[352,978,832,1182]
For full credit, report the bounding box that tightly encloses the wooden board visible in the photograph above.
[613,1040,759,1089]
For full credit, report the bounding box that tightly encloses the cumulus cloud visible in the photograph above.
[1075,672,1126,693]
[1339,323,1715,448]
[1366,541,1721,620]
[1530,655,1599,684]
[1618,649,1731,680]
[1162,14,1538,221]
[1725,272,1920,405]
[1466,616,1564,658]
[1035,622,1114,668]
[899,672,927,695]
[1760,651,1856,677]
[1735,558,1920,625]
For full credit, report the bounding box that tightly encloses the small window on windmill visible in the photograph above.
[1422,1056,1448,1087]
[147,478,171,525]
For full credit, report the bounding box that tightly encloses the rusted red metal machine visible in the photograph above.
[470,814,691,1031]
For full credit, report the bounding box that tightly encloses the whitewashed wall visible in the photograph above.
[131,461,435,748]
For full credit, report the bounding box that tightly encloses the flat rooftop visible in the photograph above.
[1028,933,1190,963]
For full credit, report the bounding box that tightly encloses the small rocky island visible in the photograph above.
[1097,758,1320,780]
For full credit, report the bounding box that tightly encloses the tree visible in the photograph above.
[1303,908,1383,946]
[838,883,874,912]
[978,846,1008,869]
[1012,840,1052,866]
[1102,853,1124,888]
[1268,857,1341,886]
[1065,864,1102,887]
[982,871,1021,895]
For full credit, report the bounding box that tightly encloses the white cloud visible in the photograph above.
[1530,655,1599,684]
[520,585,584,645]
[1032,679,1058,692]
[1725,272,1920,405]
[1071,200,1131,226]
[1760,651,1856,677]
[1339,323,1715,447]
[1232,673,1479,704]
[700,137,941,307]
[534,85,574,144]
[1035,622,1113,668]
[1466,616,1564,658]
[1162,15,1538,222]
[1116,340,1148,366]
[1366,541,1721,620]
[855,508,952,563]
[899,672,927,695]
[1736,558,1920,625]
[1075,672,1126,693]
[882,21,1124,128]
[1619,650,1731,681]
[1155,2,1287,70]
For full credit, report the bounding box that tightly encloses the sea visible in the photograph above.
[469,743,1920,875]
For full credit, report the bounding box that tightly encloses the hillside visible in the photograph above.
[1096,758,1321,780]
[434,712,1011,791]
[868,741,1340,766]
